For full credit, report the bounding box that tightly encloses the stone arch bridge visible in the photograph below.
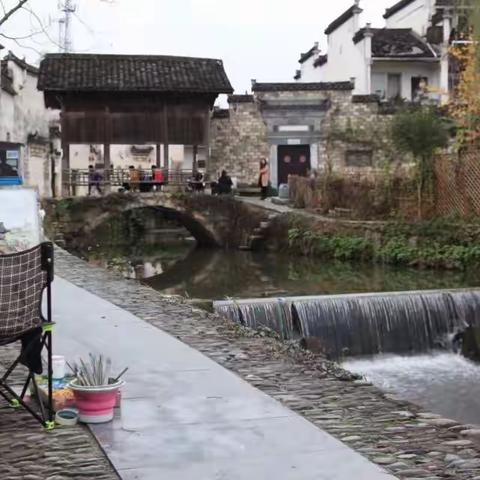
[43,193,268,249]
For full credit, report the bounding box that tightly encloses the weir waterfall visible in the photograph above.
[214,289,480,358]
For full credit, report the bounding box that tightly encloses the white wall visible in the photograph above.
[0,63,49,144]
[299,57,322,82]
[322,18,368,93]
[372,60,440,101]
[385,0,435,36]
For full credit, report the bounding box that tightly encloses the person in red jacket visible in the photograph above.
[151,165,165,191]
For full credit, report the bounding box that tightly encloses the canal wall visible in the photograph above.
[54,246,480,480]
[265,211,480,270]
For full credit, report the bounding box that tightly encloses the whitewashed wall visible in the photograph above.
[385,0,435,36]
[322,18,368,93]
[0,63,48,144]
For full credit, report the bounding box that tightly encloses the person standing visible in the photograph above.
[87,165,102,196]
[128,165,140,192]
[151,165,165,191]
[217,170,233,194]
[258,158,269,200]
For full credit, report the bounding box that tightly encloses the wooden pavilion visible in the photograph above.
[37,53,233,193]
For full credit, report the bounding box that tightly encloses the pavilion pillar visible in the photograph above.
[104,107,111,193]
[192,145,198,173]
[61,141,70,197]
[103,143,111,193]
[163,103,169,177]
[156,144,161,168]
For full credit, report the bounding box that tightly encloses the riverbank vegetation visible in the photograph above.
[285,216,480,270]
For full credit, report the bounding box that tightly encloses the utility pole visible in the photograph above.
[58,0,76,52]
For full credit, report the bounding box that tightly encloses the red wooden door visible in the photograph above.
[277,145,311,185]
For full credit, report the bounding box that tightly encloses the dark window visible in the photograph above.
[0,146,20,178]
[345,150,373,167]
[412,76,428,101]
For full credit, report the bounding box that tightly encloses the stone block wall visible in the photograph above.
[209,97,269,186]
[209,89,407,187]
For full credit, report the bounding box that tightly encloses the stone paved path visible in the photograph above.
[54,248,480,480]
[0,346,119,480]
[54,276,395,479]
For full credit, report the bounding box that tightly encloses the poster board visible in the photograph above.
[0,187,43,253]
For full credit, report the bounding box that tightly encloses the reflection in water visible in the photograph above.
[344,353,480,426]
[76,242,480,301]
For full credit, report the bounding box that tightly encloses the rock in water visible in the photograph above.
[461,326,480,362]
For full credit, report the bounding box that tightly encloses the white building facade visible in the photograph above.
[295,0,456,104]
[0,49,56,196]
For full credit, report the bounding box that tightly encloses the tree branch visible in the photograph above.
[0,0,30,28]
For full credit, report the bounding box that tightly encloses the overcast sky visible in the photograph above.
[2,0,394,94]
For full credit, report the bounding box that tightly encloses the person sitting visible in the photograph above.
[87,165,103,196]
[217,170,233,195]
[188,171,205,192]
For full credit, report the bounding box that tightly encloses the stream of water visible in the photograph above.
[68,214,480,426]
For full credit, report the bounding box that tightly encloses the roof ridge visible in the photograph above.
[42,52,225,64]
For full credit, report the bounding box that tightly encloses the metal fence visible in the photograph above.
[62,168,209,194]
[435,152,480,217]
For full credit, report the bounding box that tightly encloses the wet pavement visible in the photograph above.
[54,276,395,480]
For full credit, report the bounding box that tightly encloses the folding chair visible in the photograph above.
[0,242,54,430]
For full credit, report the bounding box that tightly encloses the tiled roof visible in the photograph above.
[299,45,317,64]
[1,60,16,96]
[228,94,254,103]
[38,53,233,94]
[314,54,328,68]
[294,70,301,80]
[383,0,416,19]
[325,3,362,35]
[252,81,354,92]
[353,28,437,58]
[5,51,38,75]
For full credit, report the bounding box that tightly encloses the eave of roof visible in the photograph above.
[314,54,328,68]
[325,4,363,36]
[252,81,354,92]
[5,51,38,75]
[384,0,416,19]
[299,45,317,64]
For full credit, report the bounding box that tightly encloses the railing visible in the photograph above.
[63,168,209,191]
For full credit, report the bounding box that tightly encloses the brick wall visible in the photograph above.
[209,99,269,186]
[209,91,406,186]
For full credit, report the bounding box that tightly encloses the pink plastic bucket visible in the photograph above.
[69,380,124,424]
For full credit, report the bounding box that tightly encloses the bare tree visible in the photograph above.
[0,0,29,28]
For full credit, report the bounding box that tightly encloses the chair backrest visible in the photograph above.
[0,243,53,338]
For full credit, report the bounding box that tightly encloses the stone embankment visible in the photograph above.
[56,247,480,480]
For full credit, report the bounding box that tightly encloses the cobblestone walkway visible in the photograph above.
[0,345,119,480]
[55,247,480,480]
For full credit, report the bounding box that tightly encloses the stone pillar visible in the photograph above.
[364,24,374,95]
[269,144,278,189]
[440,11,452,105]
